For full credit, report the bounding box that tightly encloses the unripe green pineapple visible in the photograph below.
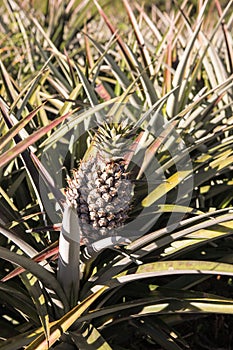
[65,121,135,245]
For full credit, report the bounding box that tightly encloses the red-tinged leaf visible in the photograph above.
[95,83,111,101]
[124,131,144,167]
[89,5,158,105]
[163,25,173,94]
[93,0,129,61]
[0,110,77,169]
[122,0,154,77]
[84,24,94,69]
[1,241,59,282]
[25,223,62,233]
[138,120,179,179]
[0,102,44,152]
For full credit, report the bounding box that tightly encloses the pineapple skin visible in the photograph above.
[65,156,133,244]
[65,122,136,244]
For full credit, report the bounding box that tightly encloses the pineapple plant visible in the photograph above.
[65,121,135,245]
[0,0,233,349]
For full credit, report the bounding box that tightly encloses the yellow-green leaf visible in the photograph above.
[142,170,192,207]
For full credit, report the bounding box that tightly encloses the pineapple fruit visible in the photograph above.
[65,121,135,245]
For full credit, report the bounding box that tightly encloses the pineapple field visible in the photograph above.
[0,0,233,349]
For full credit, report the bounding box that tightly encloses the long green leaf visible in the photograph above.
[21,272,50,343]
[0,224,38,257]
[115,260,233,282]
[40,97,119,150]
[25,286,108,350]
[70,326,113,350]
[0,247,69,313]
[57,205,81,308]
[166,20,203,117]
[142,170,192,207]
[0,283,39,325]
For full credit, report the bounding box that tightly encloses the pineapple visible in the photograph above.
[65,121,135,245]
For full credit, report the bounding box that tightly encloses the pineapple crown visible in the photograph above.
[94,119,136,160]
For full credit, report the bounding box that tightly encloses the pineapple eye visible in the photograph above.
[99,185,109,193]
[95,178,104,187]
[102,193,112,202]
[89,211,96,220]
[109,187,117,196]
[107,213,115,221]
[105,177,114,187]
[98,218,108,227]
[97,208,106,217]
